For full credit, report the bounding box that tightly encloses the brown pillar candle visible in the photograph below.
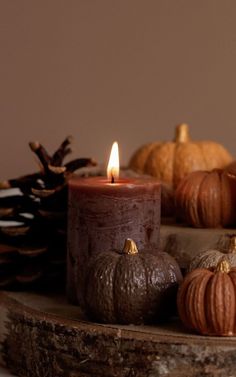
[67,141,161,304]
[67,176,161,304]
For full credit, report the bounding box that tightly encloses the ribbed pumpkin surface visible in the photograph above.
[129,124,233,188]
[175,169,236,228]
[177,264,236,336]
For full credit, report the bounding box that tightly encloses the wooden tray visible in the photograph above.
[0,291,236,377]
[1,223,236,376]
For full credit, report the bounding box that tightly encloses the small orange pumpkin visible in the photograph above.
[177,259,236,336]
[175,168,236,228]
[129,123,233,188]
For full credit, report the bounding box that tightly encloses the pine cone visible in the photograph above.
[0,137,95,290]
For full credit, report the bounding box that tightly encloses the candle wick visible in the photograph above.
[111,174,115,184]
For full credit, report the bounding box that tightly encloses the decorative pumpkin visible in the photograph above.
[129,123,233,188]
[82,239,182,324]
[189,236,236,272]
[175,168,236,228]
[225,160,236,176]
[177,259,236,336]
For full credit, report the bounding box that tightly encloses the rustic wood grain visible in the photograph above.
[1,291,236,377]
[1,221,236,376]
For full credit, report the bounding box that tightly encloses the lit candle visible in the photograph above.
[67,142,161,304]
[107,141,119,182]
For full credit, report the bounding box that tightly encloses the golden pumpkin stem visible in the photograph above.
[174,123,190,143]
[122,239,138,255]
[228,236,236,254]
[216,259,231,273]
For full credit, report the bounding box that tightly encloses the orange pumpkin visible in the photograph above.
[177,260,236,336]
[175,168,236,228]
[129,123,233,188]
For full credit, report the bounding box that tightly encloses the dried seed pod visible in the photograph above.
[51,136,73,166]
[0,136,96,288]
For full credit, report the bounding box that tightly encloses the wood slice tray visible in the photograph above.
[1,223,236,377]
[0,291,236,377]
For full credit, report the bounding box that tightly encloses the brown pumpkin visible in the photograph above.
[175,168,236,228]
[82,239,182,324]
[189,236,236,271]
[177,259,236,336]
[129,123,233,188]
[225,160,236,176]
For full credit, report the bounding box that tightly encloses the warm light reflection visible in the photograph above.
[107,141,119,183]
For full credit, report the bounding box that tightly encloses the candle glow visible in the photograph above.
[107,141,119,183]
[67,143,161,304]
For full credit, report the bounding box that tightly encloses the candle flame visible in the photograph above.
[107,141,119,183]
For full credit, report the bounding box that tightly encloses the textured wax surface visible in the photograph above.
[67,177,161,304]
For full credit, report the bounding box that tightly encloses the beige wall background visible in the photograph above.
[1,0,236,179]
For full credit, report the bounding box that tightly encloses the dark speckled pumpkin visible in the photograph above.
[82,239,182,325]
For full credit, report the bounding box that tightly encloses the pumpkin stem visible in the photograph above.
[174,123,190,143]
[216,259,231,273]
[228,236,236,254]
[122,239,138,255]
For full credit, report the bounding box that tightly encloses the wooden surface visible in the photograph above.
[160,221,236,269]
[1,223,236,376]
[1,291,236,377]
[0,366,15,377]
